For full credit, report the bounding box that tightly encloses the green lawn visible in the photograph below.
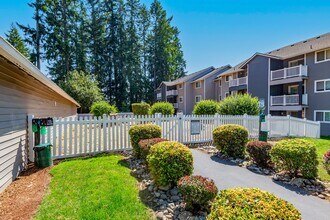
[302,137,330,182]
[35,154,152,220]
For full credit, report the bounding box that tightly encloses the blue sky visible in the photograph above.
[1,0,330,73]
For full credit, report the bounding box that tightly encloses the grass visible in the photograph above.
[35,154,152,220]
[301,137,330,182]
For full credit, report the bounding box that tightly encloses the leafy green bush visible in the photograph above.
[208,188,301,220]
[131,103,150,115]
[246,141,273,168]
[147,141,193,187]
[192,100,219,115]
[149,102,175,115]
[138,138,168,160]
[270,139,318,179]
[90,101,117,117]
[178,175,218,212]
[129,124,161,158]
[218,94,259,115]
[324,150,330,175]
[213,124,248,158]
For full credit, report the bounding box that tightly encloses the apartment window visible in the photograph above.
[195,81,201,89]
[225,92,229,98]
[315,111,330,123]
[315,79,330,93]
[288,85,299,95]
[178,84,183,90]
[219,95,222,101]
[225,76,230,82]
[288,59,304,67]
[219,80,222,87]
[315,49,330,63]
[179,96,183,103]
[195,95,202,103]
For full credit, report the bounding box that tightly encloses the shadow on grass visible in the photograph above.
[117,158,130,168]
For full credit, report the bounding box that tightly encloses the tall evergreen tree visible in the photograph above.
[6,24,30,59]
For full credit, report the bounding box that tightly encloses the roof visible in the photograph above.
[267,32,330,59]
[191,65,231,83]
[0,36,80,107]
[157,66,215,89]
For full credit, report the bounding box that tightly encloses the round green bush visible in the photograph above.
[178,175,218,212]
[324,150,330,175]
[129,124,161,158]
[246,141,272,168]
[208,188,301,219]
[270,139,318,179]
[213,124,248,158]
[149,102,175,115]
[131,103,150,115]
[218,94,259,115]
[147,141,193,187]
[138,138,168,160]
[192,100,219,115]
[90,101,117,117]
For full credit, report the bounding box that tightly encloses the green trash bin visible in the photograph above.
[33,143,53,168]
[259,130,268,142]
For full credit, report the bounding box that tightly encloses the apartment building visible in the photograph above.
[156,65,230,114]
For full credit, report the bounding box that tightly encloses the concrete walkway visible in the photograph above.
[192,149,330,220]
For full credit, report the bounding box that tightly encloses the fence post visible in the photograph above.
[177,112,183,143]
[155,113,162,127]
[303,118,307,137]
[27,114,35,162]
[103,114,107,151]
[215,113,220,127]
[287,115,291,136]
[243,114,247,128]
[317,121,321,138]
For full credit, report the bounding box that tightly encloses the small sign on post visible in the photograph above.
[190,120,201,135]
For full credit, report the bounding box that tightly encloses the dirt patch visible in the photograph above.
[0,164,51,220]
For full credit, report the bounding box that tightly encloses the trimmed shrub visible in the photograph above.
[149,102,175,115]
[213,124,249,158]
[132,103,150,115]
[138,138,168,160]
[129,124,161,158]
[147,141,193,187]
[270,139,318,179]
[246,141,273,168]
[178,175,218,212]
[208,188,301,220]
[218,94,259,115]
[323,150,330,175]
[192,100,219,115]
[90,101,117,117]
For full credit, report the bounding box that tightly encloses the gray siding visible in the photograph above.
[0,58,77,192]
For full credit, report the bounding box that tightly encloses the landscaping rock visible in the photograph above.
[178,211,193,220]
[156,211,164,219]
[159,185,170,191]
[290,178,305,188]
[170,188,179,196]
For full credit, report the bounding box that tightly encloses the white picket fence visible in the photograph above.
[27,114,320,160]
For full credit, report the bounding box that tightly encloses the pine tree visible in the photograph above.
[6,24,30,59]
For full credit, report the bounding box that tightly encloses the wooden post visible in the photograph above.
[27,114,35,162]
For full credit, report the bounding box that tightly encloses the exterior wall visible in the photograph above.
[204,77,216,100]
[0,58,77,192]
[177,83,184,113]
[221,75,230,99]
[188,80,204,114]
[215,79,222,101]
[247,56,270,114]
[304,51,330,136]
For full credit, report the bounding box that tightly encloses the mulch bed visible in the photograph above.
[0,164,51,220]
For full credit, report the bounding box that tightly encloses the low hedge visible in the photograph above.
[149,102,175,115]
[178,175,218,212]
[192,100,219,115]
[90,101,117,117]
[138,138,168,160]
[323,150,330,175]
[213,124,248,158]
[208,188,301,220]
[129,124,161,158]
[246,141,273,168]
[270,139,318,179]
[147,141,193,187]
[132,103,150,115]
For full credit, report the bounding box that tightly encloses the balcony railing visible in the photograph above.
[271,65,308,81]
[172,103,178,108]
[229,76,248,87]
[166,90,178,96]
[271,94,308,106]
[156,93,161,99]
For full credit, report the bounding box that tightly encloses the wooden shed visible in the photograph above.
[0,37,79,192]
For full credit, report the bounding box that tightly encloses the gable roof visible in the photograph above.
[0,36,80,107]
[191,65,231,83]
[157,66,215,89]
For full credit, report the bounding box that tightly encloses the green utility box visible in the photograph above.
[34,143,53,168]
[259,130,268,142]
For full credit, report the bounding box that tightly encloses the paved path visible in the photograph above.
[192,149,330,220]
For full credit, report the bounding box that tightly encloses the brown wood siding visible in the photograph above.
[0,57,77,192]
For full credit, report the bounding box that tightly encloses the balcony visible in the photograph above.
[166,90,178,96]
[271,94,308,106]
[271,65,308,81]
[156,93,161,99]
[229,76,248,87]
[172,103,178,108]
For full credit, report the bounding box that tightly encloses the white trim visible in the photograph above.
[203,81,206,100]
[314,110,330,123]
[315,48,330,64]
[304,54,307,66]
[314,78,330,93]
[179,96,183,103]
[195,81,201,89]
[288,58,304,67]
[195,95,202,103]
[267,58,270,114]
[184,83,186,114]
